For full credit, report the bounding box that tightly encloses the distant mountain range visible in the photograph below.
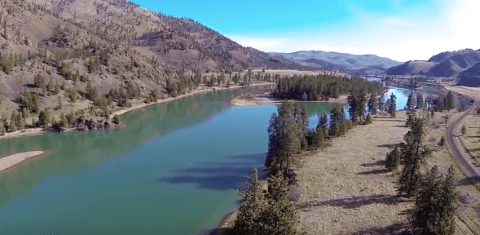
[386,49,480,79]
[273,51,403,74]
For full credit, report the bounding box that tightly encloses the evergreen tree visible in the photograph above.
[412,165,457,235]
[417,93,424,109]
[265,102,303,175]
[387,93,397,117]
[406,93,415,111]
[398,116,431,197]
[385,147,401,172]
[446,91,455,111]
[232,169,266,235]
[0,121,4,135]
[438,136,446,147]
[233,171,302,235]
[368,93,377,115]
[113,115,120,125]
[365,114,372,125]
[60,112,68,128]
[329,106,346,137]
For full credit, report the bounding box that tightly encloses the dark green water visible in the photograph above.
[0,88,346,235]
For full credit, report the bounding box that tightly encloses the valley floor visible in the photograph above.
[296,111,480,235]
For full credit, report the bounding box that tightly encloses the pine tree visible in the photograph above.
[438,136,446,146]
[417,93,424,109]
[364,114,372,124]
[398,117,431,197]
[406,93,415,111]
[233,171,302,235]
[385,147,401,172]
[0,121,5,135]
[60,112,68,128]
[388,93,396,117]
[232,169,266,235]
[368,93,377,115]
[411,165,457,235]
[446,91,455,111]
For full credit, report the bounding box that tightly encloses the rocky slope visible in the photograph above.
[275,50,402,74]
[386,49,480,77]
[0,0,303,133]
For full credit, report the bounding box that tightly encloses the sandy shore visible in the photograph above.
[231,94,348,107]
[0,82,274,141]
[0,151,44,172]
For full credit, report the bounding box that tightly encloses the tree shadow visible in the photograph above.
[466,148,480,152]
[361,160,386,167]
[377,143,398,149]
[358,168,390,175]
[347,222,412,235]
[457,176,480,186]
[155,153,266,191]
[298,194,404,209]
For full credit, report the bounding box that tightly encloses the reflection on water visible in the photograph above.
[0,87,348,235]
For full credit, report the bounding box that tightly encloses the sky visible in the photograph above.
[133,0,480,62]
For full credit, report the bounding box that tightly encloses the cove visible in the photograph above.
[0,87,348,235]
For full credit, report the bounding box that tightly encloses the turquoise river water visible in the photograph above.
[0,87,410,234]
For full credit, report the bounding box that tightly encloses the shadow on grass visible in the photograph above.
[348,222,412,235]
[155,153,266,191]
[457,176,480,186]
[358,168,390,175]
[377,143,399,149]
[298,194,404,209]
[361,160,386,167]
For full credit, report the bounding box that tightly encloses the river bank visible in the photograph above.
[231,94,349,106]
[0,151,44,172]
[0,82,274,141]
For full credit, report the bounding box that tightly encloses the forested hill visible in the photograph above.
[0,0,303,104]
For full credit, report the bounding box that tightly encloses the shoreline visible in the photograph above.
[0,151,44,172]
[0,82,274,141]
[231,94,349,106]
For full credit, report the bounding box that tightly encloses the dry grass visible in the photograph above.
[296,110,480,235]
[426,110,480,235]
[296,112,411,235]
[452,114,480,164]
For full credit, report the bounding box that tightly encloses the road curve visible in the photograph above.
[446,100,480,183]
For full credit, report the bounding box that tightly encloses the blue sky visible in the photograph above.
[134,0,480,62]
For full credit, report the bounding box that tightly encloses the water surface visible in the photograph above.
[0,88,347,235]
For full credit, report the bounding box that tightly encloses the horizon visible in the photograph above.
[133,0,479,62]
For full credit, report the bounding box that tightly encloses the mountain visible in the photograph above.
[386,49,480,77]
[0,0,304,120]
[274,50,402,74]
[457,62,480,87]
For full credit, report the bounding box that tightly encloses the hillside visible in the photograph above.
[458,62,480,87]
[275,50,402,74]
[0,0,303,133]
[386,49,480,77]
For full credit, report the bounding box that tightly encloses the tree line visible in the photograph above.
[274,75,383,101]
[232,99,377,234]
[384,112,458,235]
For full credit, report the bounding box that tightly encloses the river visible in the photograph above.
[0,87,359,235]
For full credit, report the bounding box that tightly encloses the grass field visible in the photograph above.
[295,110,480,235]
